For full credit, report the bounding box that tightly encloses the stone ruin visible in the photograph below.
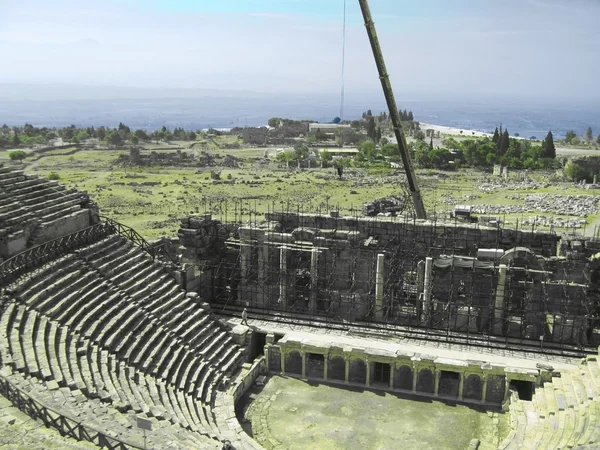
[179,211,600,348]
[125,147,241,168]
[2,166,600,448]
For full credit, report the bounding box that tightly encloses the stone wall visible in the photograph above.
[263,336,544,407]
[178,212,600,347]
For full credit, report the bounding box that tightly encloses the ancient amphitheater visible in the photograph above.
[1,164,600,449]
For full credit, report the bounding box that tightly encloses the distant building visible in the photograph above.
[242,128,267,145]
[309,123,351,136]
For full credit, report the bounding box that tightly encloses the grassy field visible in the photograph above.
[238,376,507,450]
[2,142,598,240]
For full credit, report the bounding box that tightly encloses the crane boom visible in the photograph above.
[358,0,427,220]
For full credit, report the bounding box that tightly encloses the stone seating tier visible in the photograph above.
[0,232,246,447]
[499,357,600,449]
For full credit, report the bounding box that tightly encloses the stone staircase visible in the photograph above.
[0,233,248,449]
[499,354,600,449]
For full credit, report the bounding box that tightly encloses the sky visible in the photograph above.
[0,0,599,101]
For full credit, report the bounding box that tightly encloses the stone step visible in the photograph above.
[74,234,125,261]
[149,288,187,317]
[65,330,86,390]
[15,255,80,298]
[44,320,64,385]
[32,314,53,380]
[130,320,168,366]
[91,244,135,274]
[55,326,77,389]
[33,269,96,315]
[101,249,146,281]
[9,305,27,372]
[179,314,210,347]
[0,301,16,365]
[115,360,141,413]
[165,345,190,385]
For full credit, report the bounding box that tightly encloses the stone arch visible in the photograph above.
[328,356,345,381]
[500,247,541,270]
[394,365,413,390]
[349,359,367,385]
[285,351,302,375]
[463,373,483,401]
[416,368,434,394]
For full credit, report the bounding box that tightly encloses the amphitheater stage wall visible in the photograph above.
[260,332,556,408]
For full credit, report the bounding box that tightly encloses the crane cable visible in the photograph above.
[340,0,347,122]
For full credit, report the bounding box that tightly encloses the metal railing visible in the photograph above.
[0,217,178,287]
[0,375,143,449]
[0,222,113,287]
[101,216,178,264]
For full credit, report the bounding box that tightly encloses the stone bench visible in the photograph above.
[74,234,125,261]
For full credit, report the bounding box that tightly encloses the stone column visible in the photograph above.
[494,264,507,335]
[412,367,418,392]
[482,375,489,404]
[458,373,464,400]
[365,360,370,387]
[310,248,319,313]
[280,349,286,375]
[422,257,433,322]
[257,243,267,284]
[344,357,350,383]
[239,244,251,303]
[324,355,329,380]
[279,246,288,309]
[301,351,306,379]
[389,363,395,389]
[504,377,511,404]
[375,253,385,319]
[434,370,441,396]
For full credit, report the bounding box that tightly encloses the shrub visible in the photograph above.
[47,172,61,180]
[8,150,26,161]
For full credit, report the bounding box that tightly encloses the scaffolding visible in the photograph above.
[178,200,600,354]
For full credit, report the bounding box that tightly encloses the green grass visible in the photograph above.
[17,147,597,240]
[239,376,506,450]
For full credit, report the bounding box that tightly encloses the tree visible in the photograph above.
[8,150,26,161]
[97,127,106,141]
[276,150,294,169]
[293,144,309,167]
[381,143,399,158]
[12,134,21,146]
[584,127,593,142]
[413,130,425,141]
[542,131,556,158]
[105,131,123,147]
[74,130,89,143]
[492,127,500,146]
[428,148,452,169]
[564,162,587,182]
[134,129,149,142]
[359,140,378,161]
[366,116,376,141]
[565,130,576,144]
[499,130,510,156]
[268,117,280,128]
[375,126,382,143]
[320,150,332,168]
[407,111,414,121]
